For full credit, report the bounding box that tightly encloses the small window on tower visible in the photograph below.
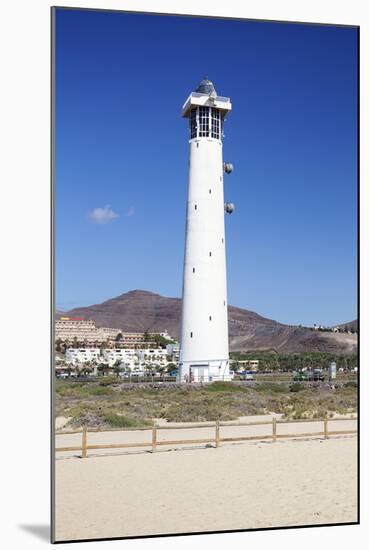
[209,316,212,321]
[193,267,195,273]
[209,189,212,194]
[190,332,193,338]
[209,252,212,257]
[194,204,197,210]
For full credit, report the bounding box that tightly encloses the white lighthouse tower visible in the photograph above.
[179,77,234,383]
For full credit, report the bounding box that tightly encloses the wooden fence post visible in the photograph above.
[215,420,220,448]
[82,426,88,458]
[272,417,277,442]
[152,424,157,453]
[324,418,328,440]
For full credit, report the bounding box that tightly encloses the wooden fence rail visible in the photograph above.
[55,417,357,459]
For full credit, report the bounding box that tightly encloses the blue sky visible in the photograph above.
[55,9,358,326]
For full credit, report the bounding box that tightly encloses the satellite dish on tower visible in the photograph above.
[224,163,234,174]
[224,202,235,214]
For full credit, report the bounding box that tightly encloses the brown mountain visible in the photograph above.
[59,290,357,355]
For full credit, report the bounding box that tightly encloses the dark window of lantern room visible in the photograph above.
[190,108,197,139]
[211,109,220,139]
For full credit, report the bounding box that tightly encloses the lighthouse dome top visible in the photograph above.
[195,77,217,96]
[182,79,232,118]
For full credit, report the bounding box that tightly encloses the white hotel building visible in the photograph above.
[65,348,100,365]
[55,317,172,348]
[64,347,173,371]
[103,348,169,368]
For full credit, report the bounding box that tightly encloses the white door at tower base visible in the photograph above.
[190,367,209,383]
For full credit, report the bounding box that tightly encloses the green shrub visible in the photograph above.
[103,414,148,428]
[98,377,117,386]
[289,383,305,393]
[254,383,288,393]
[204,382,248,393]
[344,381,357,388]
[84,385,114,396]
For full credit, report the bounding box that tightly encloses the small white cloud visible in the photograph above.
[89,205,118,224]
[125,206,135,217]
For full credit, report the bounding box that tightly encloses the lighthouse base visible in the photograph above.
[178,359,233,383]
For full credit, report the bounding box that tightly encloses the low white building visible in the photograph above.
[102,348,169,369]
[102,348,137,367]
[65,348,100,365]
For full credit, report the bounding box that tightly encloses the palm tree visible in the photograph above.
[113,359,122,378]
[113,366,122,377]
[55,338,62,352]
[125,366,132,382]
[75,364,83,378]
[144,363,154,381]
[157,365,165,379]
[97,363,110,377]
[89,359,97,376]
[81,365,91,377]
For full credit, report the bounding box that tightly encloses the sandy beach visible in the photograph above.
[54,425,357,541]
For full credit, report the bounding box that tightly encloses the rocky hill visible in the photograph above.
[58,290,357,355]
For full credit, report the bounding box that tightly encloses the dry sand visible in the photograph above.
[54,424,357,541]
[55,416,72,430]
